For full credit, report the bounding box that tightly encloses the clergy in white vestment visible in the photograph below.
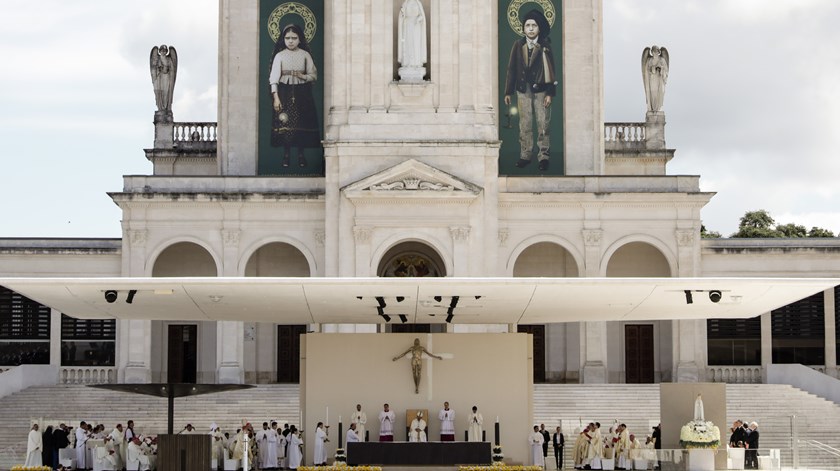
[210,423,225,464]
[351,404,367,442]
[467,406,484,442]
[109,424,126,470]
[278,429,288,468]
[287,427,303,470]
[25,424,43,467]
[409,412,427,443]
[587,423,603,461]
[127,438,150,471]
[264,422,280,469]
[614,424,630,470]
[123,421,136,466]
[314,422,329,465]
[378,404,396,442]
[257,422,270,468]
[76,422,89,470]
[530,426,546,467]
[346,424,360,443]
[438,402,455,441]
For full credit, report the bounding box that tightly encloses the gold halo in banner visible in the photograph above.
[506,0,556,36]
[268,2,317,44]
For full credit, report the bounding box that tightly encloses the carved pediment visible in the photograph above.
[342,159,482,201]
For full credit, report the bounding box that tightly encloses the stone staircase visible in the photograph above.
[0,384,299,470]
[533,384,840,470]
[2,384,840,470]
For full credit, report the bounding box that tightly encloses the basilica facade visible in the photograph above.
[1,0,839,387]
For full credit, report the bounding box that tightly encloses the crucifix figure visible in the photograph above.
[393,338,442,394]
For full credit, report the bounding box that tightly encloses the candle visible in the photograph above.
[326,406,329,425]
[496,416,499,423]
[339,415,342,424]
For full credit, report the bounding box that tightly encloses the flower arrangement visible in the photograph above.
[679,420,721,450]
[300,467,380,471]
[334,448,347,463]
[492,445,504,462]
[460,466,543,471]
[12,466,52,471]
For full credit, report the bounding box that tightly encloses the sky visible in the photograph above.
[1,0,839,238]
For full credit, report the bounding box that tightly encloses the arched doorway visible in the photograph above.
[245,242,311,383]
[377,241,445,333]
[512,242,579,383]
[605,241,671,383]
[152,241,219,383]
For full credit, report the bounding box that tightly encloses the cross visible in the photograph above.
[423,334,455,400]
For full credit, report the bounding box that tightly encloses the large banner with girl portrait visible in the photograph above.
[258,1,325,175]
[498,0,564,176]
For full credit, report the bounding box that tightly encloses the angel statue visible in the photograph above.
[150,44,178,117]
[642,45,669,112]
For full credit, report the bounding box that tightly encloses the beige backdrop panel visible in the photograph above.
[660,383,727,469]
[302,333,533,464]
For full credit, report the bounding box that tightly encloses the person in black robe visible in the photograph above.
[745,422,759,469]
[540,424,551,463]
[651,424,661,469]
[553,426,565,469]
[52,424,70,470]
[41,426,54,469]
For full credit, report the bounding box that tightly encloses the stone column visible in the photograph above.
[760,312,772,382]
[122,320,153,383]
[581,322,608,383]
[450,226,471,276]
[118,226,153,383]
[673,228,705,382]
[824,289,837,378]
[217,321,245,384]
[217,226,245,383]
[673,319,704,382]
[580,228,607,382]
[353,226,373,276]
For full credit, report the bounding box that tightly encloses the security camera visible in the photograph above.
[708,290,722,303]
[104,290,118,303]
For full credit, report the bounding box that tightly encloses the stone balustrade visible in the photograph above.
[605,122,646,142]
[60,366,115,385]
[174,122,217,143]
[706,366,763,383]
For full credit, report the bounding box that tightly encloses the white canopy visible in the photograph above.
[1,277,836,324]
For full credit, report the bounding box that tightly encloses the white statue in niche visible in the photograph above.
[397,0,427,82]
[642,45,669,112]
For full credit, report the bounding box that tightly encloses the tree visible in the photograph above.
[776,223,807,238]
[808,226,835,238]
[730,210,782,238]
[700,224,721,239]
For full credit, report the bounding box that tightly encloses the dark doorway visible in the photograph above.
[625,324,654,383]
[277,325,306,383]
[167,324,197,383]
[517,325,546,383]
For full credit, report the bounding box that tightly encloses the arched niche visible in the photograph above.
[151,241,218,277]
[605,241,672,277]
[377,241,447,277]
[244,242,311,277]
[512,242,580,277]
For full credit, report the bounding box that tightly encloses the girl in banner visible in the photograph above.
[269,23,320,168]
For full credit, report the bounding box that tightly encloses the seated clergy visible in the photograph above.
[409,412,427,443]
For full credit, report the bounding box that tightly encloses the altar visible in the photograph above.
[346,442,491,466]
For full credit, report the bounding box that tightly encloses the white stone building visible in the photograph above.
[1,0,838,387]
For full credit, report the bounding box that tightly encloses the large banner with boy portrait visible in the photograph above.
[258,1,325,175]
[498,0,564,176]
